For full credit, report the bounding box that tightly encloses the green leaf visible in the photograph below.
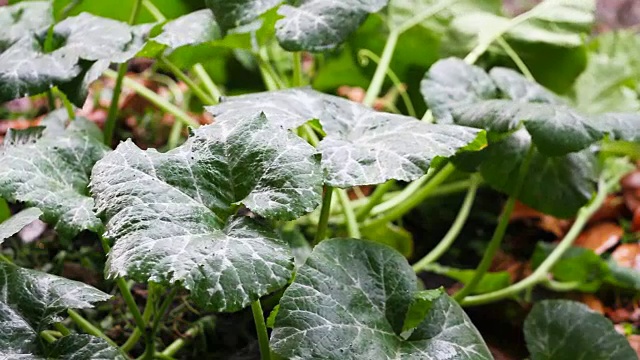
[589,113,640,143]
[480,129,597,218]
[91,113,323,311]
[448,0,594,49]
[208,88,325,130]
[426,263,511,294]
[361,222,413,258]
[400,288,443,335]
[210,88,484,187]
[0,207,43,244]
[204,0,280,34]
[0,1,52,52]
[0,199,9,223]
[0,110,110,239]
[270,238,492,359]
[531,243,609,292]
[46,334,125,359]
[318,97,483,187]
[0,262,111,356]
[275,0,387,52]
[53,0,198,24]
[524,300,636,360]
[605,260,640,291]
[0,13,149,105]
[422,58,602,156]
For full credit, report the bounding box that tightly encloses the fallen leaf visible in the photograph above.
[622,170,640,190]
[575,222,624,255]
[590,195,626,224]
[626,335,640,355]
[580,294,605,314]
[510,201,569,237]
[612,243,640,269]
[633,208,640,233]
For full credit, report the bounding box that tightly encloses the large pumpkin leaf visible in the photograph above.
[0,262,111,356]
[208,88,484,187]
[0,208,43,244]
[318,96,483,187]
[588,113,640,143]
[0,111,110,239]
[276,0,387,52]
[270,238,492,359]
[204,0,281,34]
[91,113,322,311]
[479,129,596,218]
[524,300,636,360]
[0,13,149,105]
[0,1,52,52]
[422,58,602,156]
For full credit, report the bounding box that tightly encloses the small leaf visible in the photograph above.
[0,208,43,244]
[479,129,597,218]
[0,1,52,52]
[270,238,492,359]
[422,58,603,156]
[91,113,322,311]
[204,0,280,34]
[401,288,443,335]
[0,13,149,104]
[524,300,636,360]
[46,334,125,359]
[276,0,387,52]
[0,110,110,239]
[0,262,110,356]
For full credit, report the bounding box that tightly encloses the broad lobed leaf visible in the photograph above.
[0,1,52,52]
[204,0,280,34]
[524,300,636,360]
[208,88,484,187]
[0,110,110,239]
[0,13,150,105]
[0,262,111,356]
[270,238,492,359]
[91,113,322,311]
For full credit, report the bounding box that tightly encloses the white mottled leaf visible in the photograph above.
[270,239,492,359]
[0,1,52,52]
[91,113,322,311]
[0,208,43,244]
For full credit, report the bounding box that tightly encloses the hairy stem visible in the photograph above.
[103,69,200,128]
[361,163,456,231]
[453,145,535,301]
[68,309,118,348]
[103,0,143,145]
[461,178,611,306]
[413,174,481,272]
[313,186,334,245]
[192,63,222,101]
[336,189,361,238]
[251,300,271,360]
[160,57,215,105]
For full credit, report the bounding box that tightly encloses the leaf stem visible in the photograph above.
[453,145,535,302]
[151,287,178,336]
[121,283,156,352]
[40,331,57,343]
[313,186,334,245]
[141,0,166,21]
[192,64,222,101]
[161,317,211,357]
[361,163,456,231]
[160,57,215,105]
[355,180,395,221]
[495,36,534,81]
[336,189,361,238]
[292,52,303,87]
[103,64,127,145]
[412,174,481,272]
[461,177,611,306]
[363,0,455,106]
[68,309,119,348]
[251,300,271,360]
[54,322,71,336]
[0,253,12,263]
[103,69,200,128]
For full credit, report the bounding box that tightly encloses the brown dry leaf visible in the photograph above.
[510,201,569,237]
[612,243,640,269]
[590,195,626,224]
[633,208,640,233]
[580,294,605,314]
[336,85,385,110]
[622,170,640,190]
[624,189,640,213]
[606,306,636,323]
[574,222,624,255]
[491,251,531,282]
